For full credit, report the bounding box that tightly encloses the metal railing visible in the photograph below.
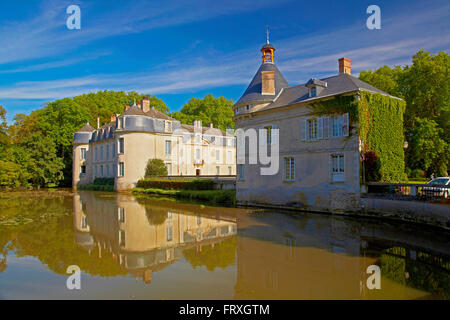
[366,182,450,200]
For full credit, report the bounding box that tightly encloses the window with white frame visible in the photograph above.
[166,163,172,175]
[100,146,104,160]
[106,165,109,177]
[118,117,124,129]
[238,164,245,181]
[332,116,343,137]
[100,165,103,177]
[307,119,318,140]
[227,150,232,164]
[195,149,201,161]
[165,140,172,155]
[310,87,317,97]
[118,162,124,177]
[216,166,220,175]
[331,154,345,182]
[284,157,295,181]
[112,143,115,157]
[80,148,87,160]
[228,166,232,175]
[118,138,124,154]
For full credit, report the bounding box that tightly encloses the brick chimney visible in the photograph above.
[110,114,117,122]
[97,117,100,129]
[209,123,213,128]
[142,97,150,113]
[338,57,351,75]
[261,70,275,95]
[193,120,202,128]
[124,105,130,112]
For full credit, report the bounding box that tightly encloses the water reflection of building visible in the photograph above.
[235,212,450,299]
[73,192,237,284]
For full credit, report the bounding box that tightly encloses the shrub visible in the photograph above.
[145,159,167,177]
[363,151,381,182]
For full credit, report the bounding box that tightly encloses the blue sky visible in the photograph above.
[0,0,448,122]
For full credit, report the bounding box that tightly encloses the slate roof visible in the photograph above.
[235,62,289,106]
[181,124,227,136]
[123,105,147,116]
[76,122,95,132]
[259,73,396,112]
[145,108,176,121]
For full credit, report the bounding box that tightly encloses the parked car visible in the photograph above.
[422,177,450,198]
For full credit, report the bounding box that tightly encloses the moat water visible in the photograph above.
[0,190,449,299]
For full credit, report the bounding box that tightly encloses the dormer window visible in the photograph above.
[306,78,327,98]
[117,117,124,129]
[246,105,250,110]
[164,120,172,133]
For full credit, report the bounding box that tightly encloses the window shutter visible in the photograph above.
[301,120,307,141]
[323,117,329,139]
[343,113,349,136]
[318,117,324,139]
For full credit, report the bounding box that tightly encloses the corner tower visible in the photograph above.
[233,29,289,119]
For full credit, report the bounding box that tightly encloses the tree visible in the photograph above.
[359,50,449,179]
[407,118,447,176]
[359,65,404,98]
[145,158,168,177]
[171,94,235,131]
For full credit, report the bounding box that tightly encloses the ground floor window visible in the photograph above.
[118,162,124,177]
[284,157,295,181]
[216,166,220,175]
[165,163,172,175]
[228,166,232,175]
[80,165,86,175]
[331,154,345,182]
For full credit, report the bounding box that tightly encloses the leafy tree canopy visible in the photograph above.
[359,49,449,177]
[171,94,235,131]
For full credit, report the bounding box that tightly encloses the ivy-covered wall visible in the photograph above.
[312,91,406,182]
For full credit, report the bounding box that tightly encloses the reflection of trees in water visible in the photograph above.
[144,207,168,226]
[0,193,126,277]
[380,247,450,299]
[183,236,236,271]
[0,232,13,273]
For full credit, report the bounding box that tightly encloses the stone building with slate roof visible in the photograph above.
[233,41,401,212]
[73,97,236,190]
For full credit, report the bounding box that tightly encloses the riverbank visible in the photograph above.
[131,187,236,205]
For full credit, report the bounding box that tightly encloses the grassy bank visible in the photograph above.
[132,187,236,205]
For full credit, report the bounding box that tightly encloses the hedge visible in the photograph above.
[132,188,236,205]
[136,178,214,190]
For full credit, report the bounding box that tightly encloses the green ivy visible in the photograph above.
[311,92,406,182]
